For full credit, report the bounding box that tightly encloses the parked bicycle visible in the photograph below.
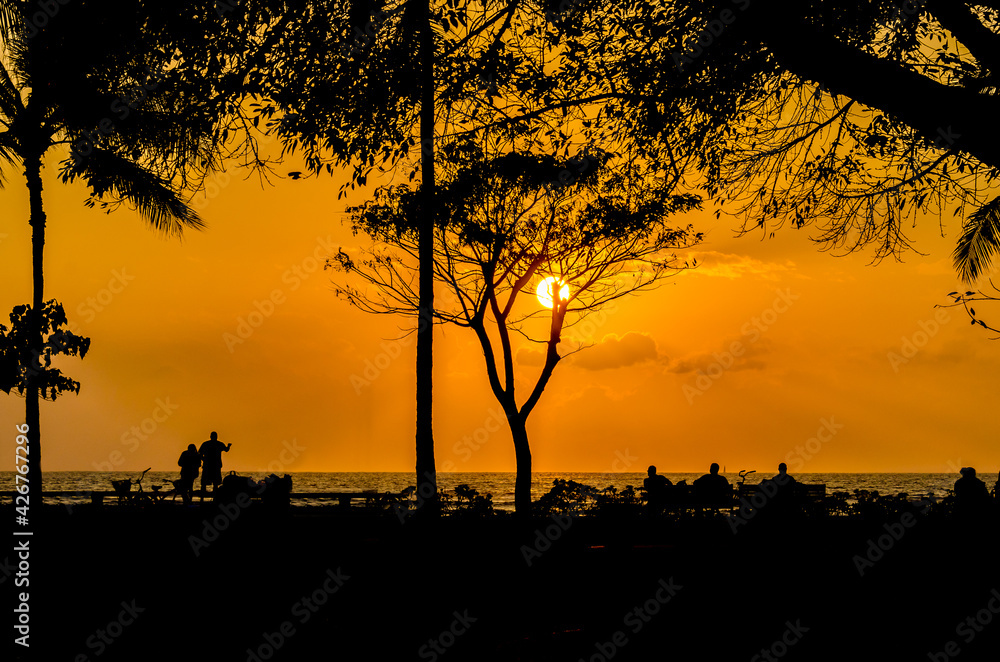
[110,468,157,507]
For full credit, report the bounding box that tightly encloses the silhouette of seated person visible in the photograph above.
[954,467,991,515]
[693,463,732,507]
[643,465,672,514]
[177,443,202,506]
[759,462,799,517]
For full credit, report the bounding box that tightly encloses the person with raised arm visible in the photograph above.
[198,431,232,501]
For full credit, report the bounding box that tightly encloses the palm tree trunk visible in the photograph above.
[25,153,46,499]
[415,0,437,514]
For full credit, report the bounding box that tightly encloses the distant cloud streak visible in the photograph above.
[518,332,660,371]
[687,251,798,280]
[667,337,773,374]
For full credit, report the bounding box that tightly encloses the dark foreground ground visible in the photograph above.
[7,502,1000,662]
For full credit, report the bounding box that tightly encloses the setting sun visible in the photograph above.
[535,276,570,308]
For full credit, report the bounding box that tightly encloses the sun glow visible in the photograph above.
[535,276,570,308]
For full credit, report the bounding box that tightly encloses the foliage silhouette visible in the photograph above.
[333,141,701,513]
[534,1,1000,273]
[0,301,89,399]
[0,1,226,495]
[233,0,699,511]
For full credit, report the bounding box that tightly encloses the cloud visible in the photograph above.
[517,332,661,371]
[572,332,659,371]
[516,346,546,367]
[666,337,773,374]
[686,251,798,280]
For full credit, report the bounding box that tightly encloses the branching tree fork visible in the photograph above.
[331,143,702,513]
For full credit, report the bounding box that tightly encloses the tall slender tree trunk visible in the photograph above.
[415,0,437,514]
[24,153,46,500]
[508,411,532,515]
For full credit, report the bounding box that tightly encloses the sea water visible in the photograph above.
[0,471,978,511]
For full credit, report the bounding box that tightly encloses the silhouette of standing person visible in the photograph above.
[199,432,232,501]
[177,443,201,506]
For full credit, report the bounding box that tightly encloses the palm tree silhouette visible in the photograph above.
[954,196,1000,285]
[0,2,220,496]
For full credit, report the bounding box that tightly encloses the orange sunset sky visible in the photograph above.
[2,139,998,476]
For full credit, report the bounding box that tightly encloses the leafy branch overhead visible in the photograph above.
[333,142,702,330]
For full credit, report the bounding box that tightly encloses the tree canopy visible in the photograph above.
[528,1,1000,278]
[332,140,702,512]
[0,301,89,400]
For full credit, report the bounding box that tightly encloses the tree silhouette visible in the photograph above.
[0,301,90,399]
[0,1,223,496]
[237,0,632,512]
[331,142,702,513]
[525,1,1000,274]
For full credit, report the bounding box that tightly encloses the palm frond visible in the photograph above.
[61,148,204,237]
[0,58,22,120]
[0,1,20,45]
[0,130,19,184]
[954,195,1000,284]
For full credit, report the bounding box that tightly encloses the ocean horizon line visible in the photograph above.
[13,469,978,475]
